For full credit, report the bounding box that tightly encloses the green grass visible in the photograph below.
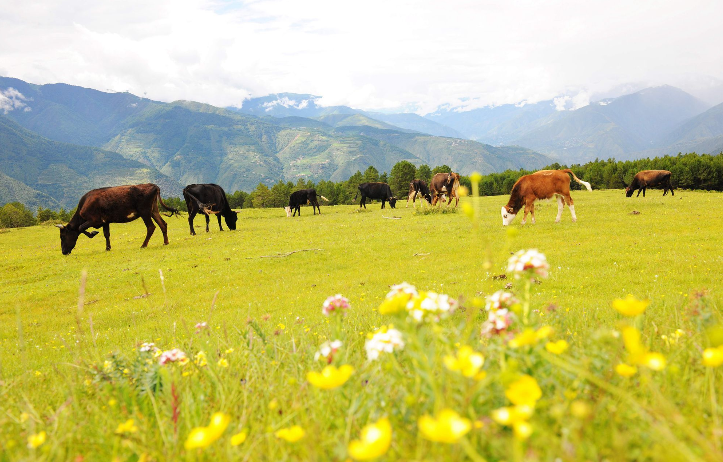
[1,190,722,461]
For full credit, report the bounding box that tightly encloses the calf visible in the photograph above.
[56,183,179,255]
[183,184,238,235]
[625,170,674,197]
[430,172,461,206]
[406,180,432,207]
[501,169,592,226]
[285,189,325,217]
[354,182,397,209]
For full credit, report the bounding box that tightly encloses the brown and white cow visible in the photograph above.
[501,169,592,226]
[430,172,460,207]
[625,170,674,197]
[406,179,432,207]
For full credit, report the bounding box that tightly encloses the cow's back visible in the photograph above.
[80,184,159,223]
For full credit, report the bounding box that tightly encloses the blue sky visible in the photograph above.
[1,0,722,112]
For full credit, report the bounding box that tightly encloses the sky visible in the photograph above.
[1,0,722,113]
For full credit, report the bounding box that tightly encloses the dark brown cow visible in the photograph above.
[430,172,460,206]
[406,179,432,207]
[56,183,179,255]
[625,170,674,197]
[183,184,238,234]
[501,170,592,226]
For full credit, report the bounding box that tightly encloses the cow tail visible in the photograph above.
[563,169,592,191]
[157,189,181,217]
[319,195,330,202]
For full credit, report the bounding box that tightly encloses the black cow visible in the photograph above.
[625,170,674,197]
[56,183,179,255]
[285,189,324,217]
[354,182,397,209]
[183,184,238,235]
[406,179,432,207]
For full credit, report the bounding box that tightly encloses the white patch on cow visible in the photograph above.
[569,204,577,222]
[501,206,516,226]
[127,212,135,219]
[284,206,291,217]
[555,196,564,223]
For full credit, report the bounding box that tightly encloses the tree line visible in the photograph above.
[2,152,722,228]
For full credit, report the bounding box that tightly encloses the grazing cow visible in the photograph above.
[56,183,179,255]
[285,189,327,217]
[182,184,238,235]
[406,179,432,207]
[501,169,592,226]
[430,172,461,206]
[354,182,397,209]
[625,170,674,197]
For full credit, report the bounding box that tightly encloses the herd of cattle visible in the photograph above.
[55,169,674,254]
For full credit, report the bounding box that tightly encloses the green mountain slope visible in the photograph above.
[513,86,709,163]
[364,112,464,138]
[0,76,154,146]
[0,116,182,208]
[334,126,550,173]
[0,171,60,210]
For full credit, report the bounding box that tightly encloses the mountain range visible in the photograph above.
[0,78,549,209]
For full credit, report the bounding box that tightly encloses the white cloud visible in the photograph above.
[553,96,570,111]
[0,0,722,112]
[0,88,30,114]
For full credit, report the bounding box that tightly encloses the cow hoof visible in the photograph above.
[106,247,111,251]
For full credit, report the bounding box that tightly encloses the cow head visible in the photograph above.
[624,186,634,197]
[284,206,292,217]
[225,211,239,230]
[389,197,398,209]
[56,224,80,255]
[501,206,516,226]
[423,193,432,204]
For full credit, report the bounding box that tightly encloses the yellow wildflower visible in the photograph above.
[275,425,305,442]
[184,412,230,450]
[641,352,666,371]
[490,405,533,426]
[508,328,538,348]
[268,399,278,410]
[612,295,649,317]
[27,431,46,448]
[109,399,117,407]
[615,363,638,377]
[20,412,29,423]
[217,358,229,368]
[505,375,542,407]
[535,326,554,340]
[470,172,482,184]
[230,431,247,446]
[545,340,569,354]
[378,293,409,315]
[513,421,533,440]
[115,419,138,435]
[418,409,471,444]
[195,351,208,367]
[703,347,723,367]
[348,417,392,460]
[307,364,354,390]
[443,346,485,378]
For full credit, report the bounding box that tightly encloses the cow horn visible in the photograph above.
[55,224,65,229]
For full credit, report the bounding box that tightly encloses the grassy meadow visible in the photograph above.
[1,189,722,461]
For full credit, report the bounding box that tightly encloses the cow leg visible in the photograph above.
[205,214,210,232]
[217,214,224,231]
[636,188,642,197]
[669,180,674,196]
[566,196,577,222]
[642,187,646,197]
[555,195,564,223]
[141,215,156,248]
[530,203,536,224]
[77,221,100,238]
[188,210,197,235]
[103,224,111,251]
[521,203,531,225]
[381,199,386,209]
[150,209,169,245]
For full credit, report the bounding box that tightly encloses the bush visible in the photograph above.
[0,202,36,228]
